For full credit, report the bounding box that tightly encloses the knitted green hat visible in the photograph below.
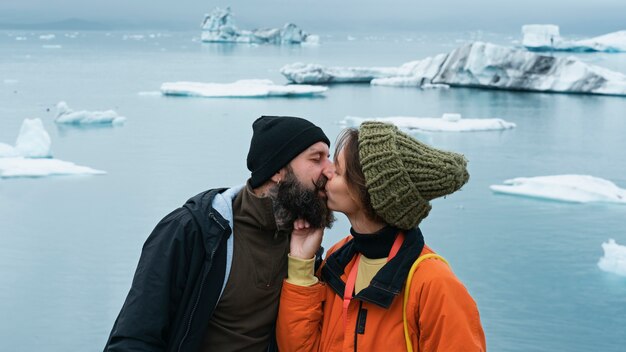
[358,121,469,230]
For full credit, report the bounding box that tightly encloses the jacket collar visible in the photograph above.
[321,227,425,309]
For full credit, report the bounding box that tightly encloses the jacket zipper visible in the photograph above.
[177,212,226,352]
[353,301,363,352]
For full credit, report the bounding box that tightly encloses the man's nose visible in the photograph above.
[322,161,335,179]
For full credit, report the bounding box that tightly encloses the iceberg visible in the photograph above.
[490,175,626,204]
[160,80,327,98]
[280,62,401,84]
[201,7,318,45]
[282,42,626,96]
[598,239,626,277]
[522,24,626,53]
[1,118,105,178]
[55,101,126,125]
[12,118,52,158]
[343,114,516,132]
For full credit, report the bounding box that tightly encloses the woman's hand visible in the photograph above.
[290,219,324,259]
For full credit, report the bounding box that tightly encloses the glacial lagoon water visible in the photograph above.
[1,30,626,351]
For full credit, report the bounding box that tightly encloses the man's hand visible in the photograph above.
[290,219,323,259]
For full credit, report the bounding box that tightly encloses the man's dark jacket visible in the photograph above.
[104,187,253,351]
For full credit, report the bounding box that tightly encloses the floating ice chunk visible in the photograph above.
[0,157,105,178]
[201,7,318,45]
[3,79,19,84]
[284,42,626,96]
[522,24,626,52]
[598,239,626,277]
[490,175,626,204]
[15,36,27,41]
[39,34,55,40]
[123,34,145,41]
[0,119,105,178]
[0,143,19,158]
[343,114,515,132]
[160,80,327,98]
[281,62,400,84]
[55,101,126,125]
[14,118,52,158]
[42,45,62,49]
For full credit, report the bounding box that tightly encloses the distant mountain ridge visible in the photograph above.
[0,18,112,30]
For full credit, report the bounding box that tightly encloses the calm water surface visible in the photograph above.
[1,30,625,351]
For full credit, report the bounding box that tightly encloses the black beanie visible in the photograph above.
[247,115,330,188]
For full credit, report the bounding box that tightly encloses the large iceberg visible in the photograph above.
[160,80,327,98]
[598,239,626,277]
[522,24,626,52]
[343,113,516,132]
[490,175,626,204]
[201,7,318,45]
[55,101,126,125]
[1,118,105,178]
[282,42,626,96]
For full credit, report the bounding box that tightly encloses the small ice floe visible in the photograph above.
[39,34,55,40]
[343,113,515,132]
[490,175,626,204]
[123,34,145,41]
[0,158,105,178]
[42,45,62,49]
[0,118,105,178]
[137,91,162,96]
[3,79,19,84]
[522,24,626,52]
[15,36,28,41]
[55,101,126,125]
[598,239,626,277]
[160,79,328,98]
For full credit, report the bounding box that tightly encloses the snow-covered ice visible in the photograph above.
[343,114,516,132]
[490,175,626,204]
[1,118,105,178]
[201,7,317,45]
[0,157,105,178]
[280,62,400,84]
[39,34,55,40]
[160,80,327,98]
[13,118,52,158]
[55,101,126,125]
[522,24,626,52]
[598,239,626,277]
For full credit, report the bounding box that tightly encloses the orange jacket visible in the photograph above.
[277,235,486,352]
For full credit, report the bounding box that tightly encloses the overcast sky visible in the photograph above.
[1,0,625,33]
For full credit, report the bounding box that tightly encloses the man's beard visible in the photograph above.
[270,167,335,230]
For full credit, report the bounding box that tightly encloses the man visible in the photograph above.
[105,116,334,352]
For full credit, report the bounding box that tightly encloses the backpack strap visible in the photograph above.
[403,253,449,352]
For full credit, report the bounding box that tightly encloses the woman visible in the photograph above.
[277,121,486,351]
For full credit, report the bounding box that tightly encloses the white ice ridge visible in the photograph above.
[160,80,328,98]
[201,7,319,45]
[598,239,626,277]
[0,118,105,178]
[281,42,626,96]
[522,24,626,53]
[55,101,126,125]
[490,175,626,204]
[343,113,516,132]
